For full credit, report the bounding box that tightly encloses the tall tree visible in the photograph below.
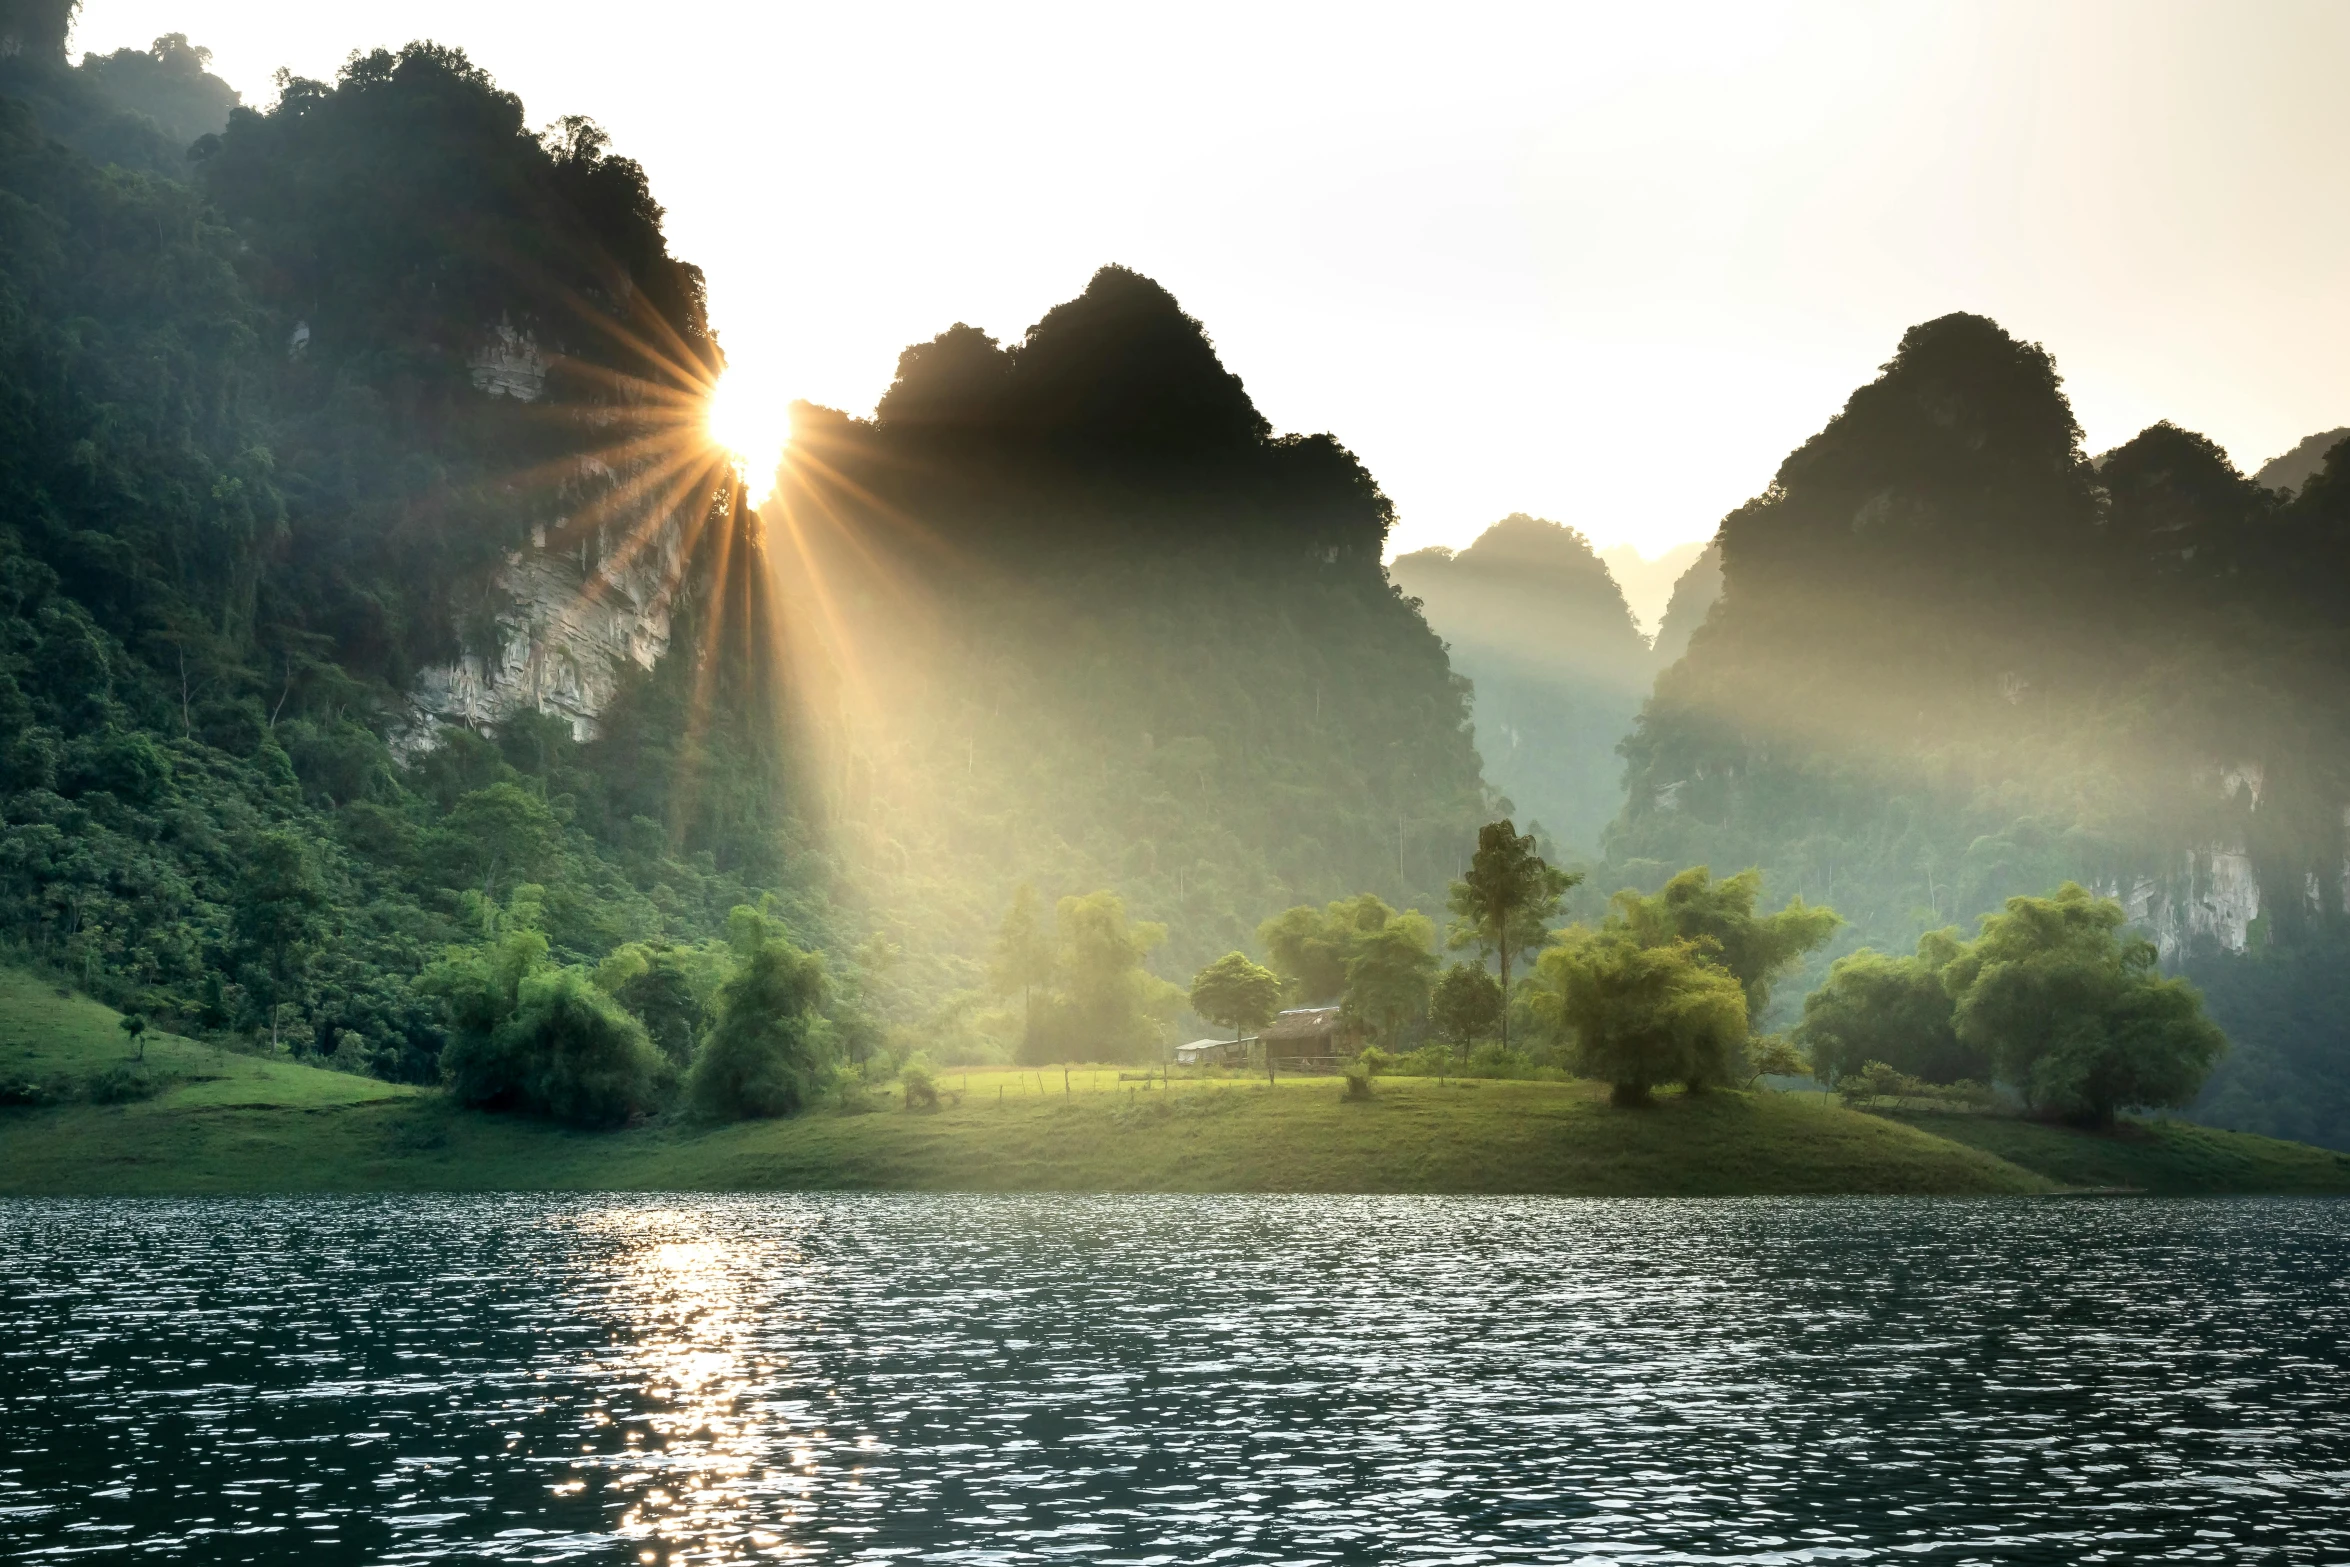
[230,832,329,1049]
[1032,891,1178,1065]
[989,883,1056,1049]
[1446,820,1578,1051]
[1613,867,1840,1027]
[1343,912,1438,1046]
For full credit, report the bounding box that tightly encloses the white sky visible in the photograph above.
[73,1,2350,559]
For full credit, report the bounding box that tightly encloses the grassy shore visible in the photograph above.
[5,969,2346,1197]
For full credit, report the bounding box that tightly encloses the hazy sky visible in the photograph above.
[74,1,2350,559]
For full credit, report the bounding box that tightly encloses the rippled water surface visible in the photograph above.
[3,1195,2348,1563]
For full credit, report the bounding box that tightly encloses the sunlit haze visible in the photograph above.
[704,370,789,503]
[73,0,2350,557]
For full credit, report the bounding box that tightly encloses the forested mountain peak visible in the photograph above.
[1006,264,1268,453]
[204,44,713,389]
[1609,310,2350,1146]
[764,274,1489,999]
[1736,312,2096,599]
[1391,514,1643,661]
[2254,427,2350,496]
[875,266,1265,456]
[77,32,232,151]
[2096,421,2271,581]
[1389,516,1651,858]
[0,30,795,1087]
[817,267,1391,561]
[0,5,236,179]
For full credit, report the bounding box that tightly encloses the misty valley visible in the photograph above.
[3,5,2350,1563]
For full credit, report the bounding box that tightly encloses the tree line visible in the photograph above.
[1177,819,2228,1124]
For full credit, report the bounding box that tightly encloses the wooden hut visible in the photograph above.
[1257,1006,1354,1069]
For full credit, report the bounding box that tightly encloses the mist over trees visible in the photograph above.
[1605,311,2350,1144]
[1389,517,1656,857]
[774,264,1492,1013]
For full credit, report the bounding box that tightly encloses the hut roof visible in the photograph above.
[1260,1006,1341,1041]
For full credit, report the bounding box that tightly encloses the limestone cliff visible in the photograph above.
[394,325,691,755]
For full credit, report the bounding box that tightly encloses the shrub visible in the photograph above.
[1461,1043,1535,1079]
[1343,1063,1373,1100]
[1356,1045,1396,1077]
[1836,1059,1999,1110]
[443,967,668,1128]
[689,936,831,1120]
[904,1062,940,1110]
[84,1065,160,1104]
[1394,1043,1455,1078]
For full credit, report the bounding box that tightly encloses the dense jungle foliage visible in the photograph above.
[0,28,837,1092]
[1609,311,2350,1145]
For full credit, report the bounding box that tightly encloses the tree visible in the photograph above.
[989,883,1056,1049]
[1429,962,1502,1057]
[118,1010,148,1062]
[1031,891,1180,1064]
[1943,883,2227,1127]
[1796,930,1980,1086]
[230,832,329,1049]
[1343,912,1438,1045]
[444,782,562,901]
[451,967,668,1128]
[689,931,832,1119]
[1190,950,1280,1043]
[1613,867,1840,1026]
[595,941,709,1067]
[1535,930,1748,1105]
[1257,893,1395,1004]
[1446,820,1578,1051]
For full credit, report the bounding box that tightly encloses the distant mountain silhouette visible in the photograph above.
[2254,428,2349,495]
[1389,515,1651,858]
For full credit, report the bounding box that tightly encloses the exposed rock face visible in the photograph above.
[468,321,548,402]
[395,328,687,754]
[396,511,686,756]
[2121,847,2262,959]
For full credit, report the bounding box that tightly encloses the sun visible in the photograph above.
[705,367,790,500]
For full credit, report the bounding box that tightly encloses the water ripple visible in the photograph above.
[1,1194,2346,1563]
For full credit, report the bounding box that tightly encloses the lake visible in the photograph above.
[2,1194,2345,1563]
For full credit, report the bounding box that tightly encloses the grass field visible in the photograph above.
[4,967,2345,1198]
[1893,1108,2350,1195]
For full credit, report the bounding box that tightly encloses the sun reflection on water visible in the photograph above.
[567,1213,832,1561]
